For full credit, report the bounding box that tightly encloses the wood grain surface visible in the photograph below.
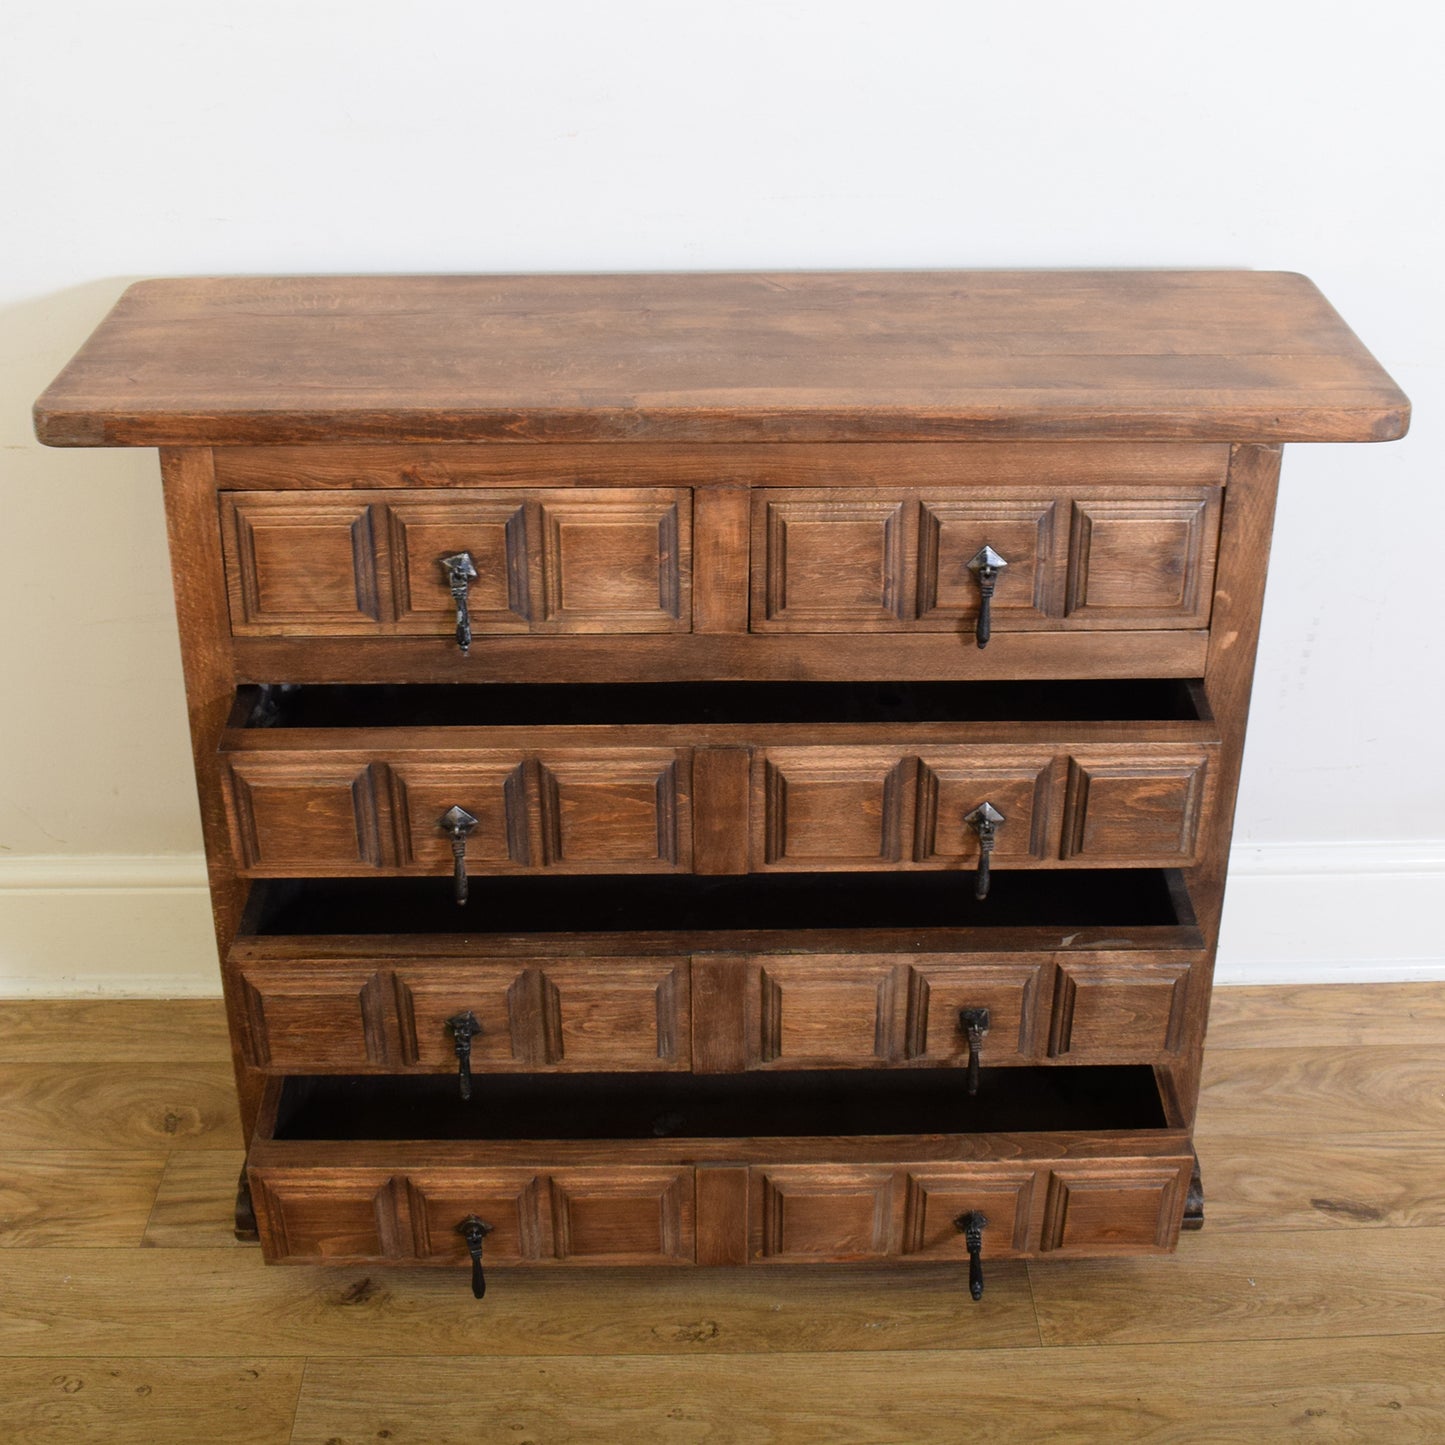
[0,1153,167,1247]
[1196,1046,1445,1135]
[0,999,229,1062]
[0,1359,303,1445]
[33,272,1409,446]
[287,1338,1445,1445]
[1197,1133,1445,1232]
[1029,1225,1445,1346]
[0,1064,242,1150]
[1208,980,1445,1048]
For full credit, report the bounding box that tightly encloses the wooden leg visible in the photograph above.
[234,1164,259,1242]
[1182,1149,1205,1232]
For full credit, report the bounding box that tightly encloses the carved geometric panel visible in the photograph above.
[225,759,383,872]
[223,495,381,631]
[754,494,909,628]
[388,759,529,869]
[239,965,392,1069]
[751,956,901,1066]
[900,1167,1038,1256]
[1039,1162,1189,1254]
[1049,958,1192,1059]
[914,751,1056,867]
[1061,750,1211,863]
[536,751,687,869]
[549,1168,694,1263]
[387,496,532,630]
[751,1166,897,1260]
[538,492,689,631]
[518,961,689,1069]
[392,966,524,1072]
[1063,490,1221,627]
[917,496,1057,623]
[758,749,909,867]
[251,1171,404,1261]
[406,1171,549,1264]
[901,960,1046,1064]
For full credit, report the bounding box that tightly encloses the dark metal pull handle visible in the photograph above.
[439,805,479,906]
[458,1215,494,1299]
[963,802,1005,901]
[959,1007,991,1096]
[440,551,479,655]
[446,1010,481,1101]
[966,545,1008,649]
[954,1210,988,1301]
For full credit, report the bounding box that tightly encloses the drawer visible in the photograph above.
[751,484,1223,635]
[246,1068,1193,1273]
[231,877,1204,1078]
[222,745,691,877]
[220,488,691,637]
[219,680,1220,882]
[235,951,1194,1078]
[236,957,692,1072]
[757,741,1217,872]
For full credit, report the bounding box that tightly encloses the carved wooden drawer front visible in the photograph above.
[237,958,690,1073]
[250,1153,1190,1267]
[221,488,691,636]
[223,748,691,877]
[757,743,1217,872]
[748,1156,1191,1262]
[232,949,1198,1076]
[252,1165,696,1266]
[751,484,1222,634]
[247,1066,1192,1268]
[220,692,1217,883]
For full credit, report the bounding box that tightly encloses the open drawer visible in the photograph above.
[219,680,1221,885]
[248,1066,1194,1287]
[232,870,1204,1079]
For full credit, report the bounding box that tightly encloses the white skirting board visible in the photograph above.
[0,845,1442,996]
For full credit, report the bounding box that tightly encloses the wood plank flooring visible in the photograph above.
[0,984,1442,1442]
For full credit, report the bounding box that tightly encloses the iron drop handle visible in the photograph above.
[954,1210,988,1301]
[458,1215,494,1299]
[439,805,479,906]
[439,551,479,655]
[446,1010,481,1101]
[958,1007,990,1097]
[966,545,1008,649]
[963,802,1005,901]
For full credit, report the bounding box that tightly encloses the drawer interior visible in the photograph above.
[271,1064,1168,1142]
[239,678,1208,729]
[243,867,1191,935]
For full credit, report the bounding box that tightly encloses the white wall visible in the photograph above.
[2,0,1441,992]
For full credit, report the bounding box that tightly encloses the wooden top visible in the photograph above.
[33,270,1409,447]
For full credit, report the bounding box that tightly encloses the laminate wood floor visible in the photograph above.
[1,984,1442,1443]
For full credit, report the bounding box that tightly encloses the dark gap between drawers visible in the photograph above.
[244,868,1187,935]
[240,679,1206,729]
[270,1065,1167,1142]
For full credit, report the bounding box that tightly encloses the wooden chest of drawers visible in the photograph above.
[35,270,1408,1299]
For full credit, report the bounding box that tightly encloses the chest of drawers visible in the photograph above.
[35,271,1408,1297]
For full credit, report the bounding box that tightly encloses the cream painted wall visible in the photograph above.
[1,0,1442,990]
